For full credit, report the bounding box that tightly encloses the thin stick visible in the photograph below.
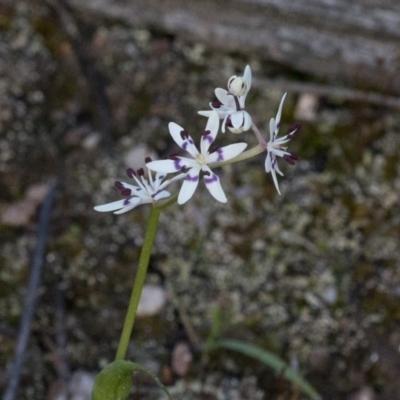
[3,181,57,400]
[254,77,400,109]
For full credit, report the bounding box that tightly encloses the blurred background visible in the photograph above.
[1,0,400,399]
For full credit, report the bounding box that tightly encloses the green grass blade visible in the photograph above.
[208,339,321,400]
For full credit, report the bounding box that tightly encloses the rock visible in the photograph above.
[136,284,167,317]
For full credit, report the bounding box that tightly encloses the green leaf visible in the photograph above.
[207,339,321,400]
[92,360,173,400]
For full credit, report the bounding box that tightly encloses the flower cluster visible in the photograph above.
[198,65,252,134]
[95,66,300,213]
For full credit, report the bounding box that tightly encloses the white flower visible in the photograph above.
[265,93,300,195]
[146,111,247,204]
[94,162,184,214]
[198,65,252,134]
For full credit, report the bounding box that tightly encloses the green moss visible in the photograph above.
[128,90,152,120]
[383,155,399,180]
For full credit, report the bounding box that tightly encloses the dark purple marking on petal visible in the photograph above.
[151,189,162,198]
[211,101,222,109]
[173,158,183,170]
[214,148,224,161]
[145,156,152,163]
[269,152,277,169]
[185,174,199,182]
[126,169,136,178]
[226,115,233,128]
[180,130,189,140]
[182,141,188,151]
[137,168,144,176]
[123,199,131,206]
[121,188,132,196]
[204,173,218,184]
[203,170,211,176]
[202,131,213,144]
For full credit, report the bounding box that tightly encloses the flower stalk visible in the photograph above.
[115,205,161,360]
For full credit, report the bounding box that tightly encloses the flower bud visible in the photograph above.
[227,75,247,96]
[226,110,252,134]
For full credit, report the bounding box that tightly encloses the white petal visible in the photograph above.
[153,190,171,201]
[198,110,213,117]
[221,115,228,133]
[94,199,129,212]
[269,118,276,141]
[243,65,252,96]
[207,142,247,163]
[270,168,281,195]
[168,122,187,147]
[215,88,235,109]
[230,111,244,128]
[158,172,186,192]
[201,111,219,155]
[265,152,272,173]
[274,93,287,136]
[114,198,144,214]
[147,159,181,173]
[242,111,252,131]
[202,166,227,203]
[178,170,200,204]
[168,123,199,158]
[270,148,289,158]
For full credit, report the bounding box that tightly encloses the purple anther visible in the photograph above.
[121,188,132,196]
[181,165,190,173]
[287,122,301,137]
[169,153,179,160]
[126,168,136,178]
[115,181,124,189]
[137,168,144,176]
[283,153,298,165]
[145,156,152,163]
[180,130,189,140]
[211,101,222,109]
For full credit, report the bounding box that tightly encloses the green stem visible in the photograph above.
[210,143,265,169]
[115,205,161,360]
